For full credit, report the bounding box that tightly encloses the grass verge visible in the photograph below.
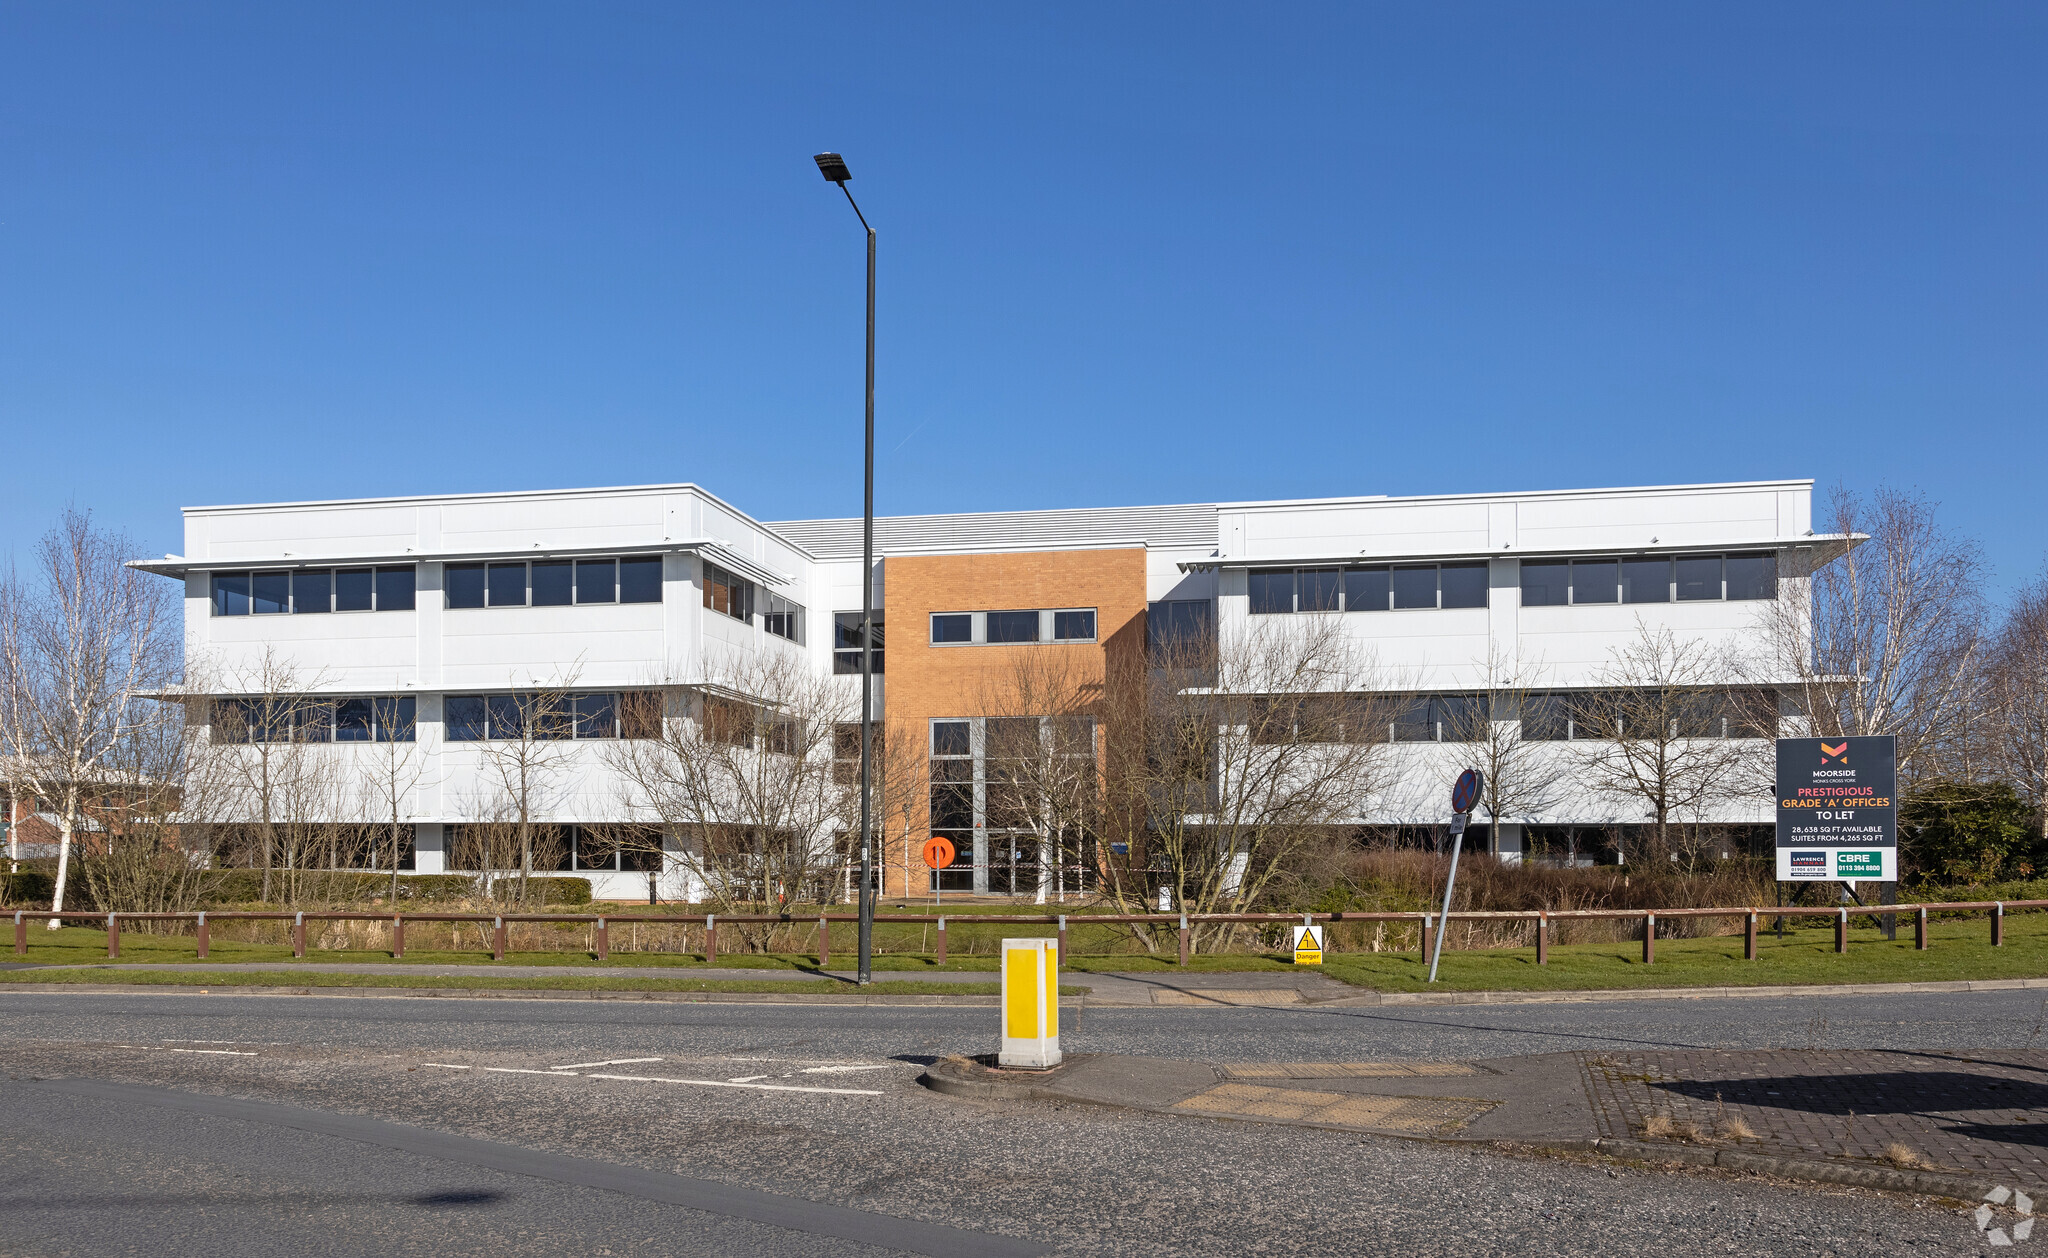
[0,967,1042,996]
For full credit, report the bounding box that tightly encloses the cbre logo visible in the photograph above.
[1820,742,1849,764]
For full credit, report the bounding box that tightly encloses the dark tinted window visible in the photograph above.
[1248,570,1294,614]
[1726,552,1777,600]
[375,566,415,611]
[379,696,417,741]
[575,559,616,604]
[335,698,374,742]
[446,564,486,609]
[932,720,971,757]
[1344,566,1389,612]
[619,556,663,603]
[1391,697,1436,741]
[292,569,331,614]
[1299,568,1341,612]
[1392,565,1437,610]
[1148,600,1215,661]
[1521,693,1569,740]
[1520,560,1569,607]
[252,570,290,615]
[1434,694,1487,739]
[1053,609,1096,641]
[988,610,1038,643]
[1622,558,1671,604]
[445,696,487,741]
[835,612,883,673]
[528,561,571,606]
[296,701,334,743]
[1571,559,1619,604]
[1440,563,1488,609]
[1675,555,1721,601]
[213,572,250,616]
[931,613,972,643]
[335,568,374,612]
[486,563,527,607]
[487,695,524,739]
[573,693,616,739]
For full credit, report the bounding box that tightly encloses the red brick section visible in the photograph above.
[880,548,1147,897]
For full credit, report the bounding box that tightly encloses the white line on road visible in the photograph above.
[168,1048,258,1056]
[801,1065,893,1074]
[549,1056,664,1070]
[422,1063,472,1070]
[481,1067,572,1076]
[588,1073,882,1096]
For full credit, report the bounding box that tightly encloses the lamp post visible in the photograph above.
[814,151,877,986]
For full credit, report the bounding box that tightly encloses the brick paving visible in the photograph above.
[1581,1048,2048,1189]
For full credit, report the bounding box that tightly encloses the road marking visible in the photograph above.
[801,1065,892,1074]
[482,1067,570,1076]
[588,1073,882,1096]
[550,1056,663,1070]
[727,1074,773,1083]
[168,1048,258,1056]
[422,1063,472,1070]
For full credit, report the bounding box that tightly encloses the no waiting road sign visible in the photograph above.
[1775,736,1897,882]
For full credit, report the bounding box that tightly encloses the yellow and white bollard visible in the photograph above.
[999,937,1061,1070]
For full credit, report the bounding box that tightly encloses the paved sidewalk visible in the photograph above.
[923,1046,2048,1198]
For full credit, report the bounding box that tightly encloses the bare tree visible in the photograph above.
[1436,645,1571,856]
[978,650,1104,903]
[353,697,428,901]
[470,680,582,904]
[606,650,853,947]
[1100,614,1411,951]
[1985,574,2048,834]
[73,692,224,916]
[0,510,177,926]
[1759,486,1986,782]
[199,648,349,905]
[1575,621,1772,867]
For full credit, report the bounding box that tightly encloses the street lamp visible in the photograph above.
[814,151,877,986]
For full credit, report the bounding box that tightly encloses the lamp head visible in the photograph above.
[813,153,852,184]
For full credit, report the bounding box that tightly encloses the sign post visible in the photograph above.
[1775,736,1898,884]
[1428,769,1485,984]
[921,836,956,907]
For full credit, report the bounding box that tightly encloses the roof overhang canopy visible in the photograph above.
[130,538,794,589]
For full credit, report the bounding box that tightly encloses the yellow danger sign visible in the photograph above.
[1292,924,1324,965]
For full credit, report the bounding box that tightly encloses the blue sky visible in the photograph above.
[2,4,2043,598]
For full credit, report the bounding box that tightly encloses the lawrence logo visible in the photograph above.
[1835,850,1883,874]
[1820,742,1849,764]
[1790,851,1826,869]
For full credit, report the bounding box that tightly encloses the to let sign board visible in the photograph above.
[1775,736,1897,882]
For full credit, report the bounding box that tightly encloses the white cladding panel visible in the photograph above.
[1515,489,1781,552]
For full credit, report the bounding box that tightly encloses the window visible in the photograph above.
[1248,570,1294,615]
[1344,566,1390,612]
[445,693,627,741]
[619,555,663,603]
[932,720,972,757]
[1725,552,1777,600]
[703,562,751,622]
[1520,561,1569,607]
[835,613,884,673]
[575,559,616,604]
[213,694,413,743]
[1571,559,1619,604]
[1392,565,1437,610]
[1622,558,1671,604]
[1675,555,1721,601]
[619,691,663,739]
[446,564,487,609]
[1147,600,1215,662]
[928,608,1101,645]
[487,562,527,607]
[1385,694,1485,742]
[763,591,804,643]
[1052,609,1096,642]
[1439,563,1489,609]
[987,610,1038,643]
[336,568,374,612]
[212,572,250,616]
[1520,693,1570,741]
[210,565,417,616]
[1299,568,1341,613]
[531,560,573,607]
[252,571,290,615]
[292,569,331,614]
[832,722,883,784]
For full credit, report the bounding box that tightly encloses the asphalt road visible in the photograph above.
[4,988,2035,1256]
